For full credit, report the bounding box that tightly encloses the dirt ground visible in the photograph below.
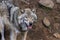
[3,0,60,40]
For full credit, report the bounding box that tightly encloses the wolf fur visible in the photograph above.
[0,1,19,40]
[7,4,37,40]
[0,1,9,40]
[0,1,37,40]
[9,6,37,40]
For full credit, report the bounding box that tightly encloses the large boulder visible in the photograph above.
[56,0,60,3]
[39,0,54,8]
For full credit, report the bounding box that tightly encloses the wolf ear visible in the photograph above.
[33,13,37,22]
[32,8,36,14]
[20,9,25,14]
[31,9,37,22]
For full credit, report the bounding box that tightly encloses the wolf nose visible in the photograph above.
[29,22,32,26]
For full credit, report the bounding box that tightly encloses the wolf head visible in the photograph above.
[18,8,37,31]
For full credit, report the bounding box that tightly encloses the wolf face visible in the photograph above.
[18,8,37,31]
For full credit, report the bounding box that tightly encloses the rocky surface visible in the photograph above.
[0,0,60,40]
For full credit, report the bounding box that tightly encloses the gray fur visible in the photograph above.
[0,1,37,40]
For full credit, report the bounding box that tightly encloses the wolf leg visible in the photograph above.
[21,31,28,40]
[10,29,19,40]
[0,17,5,40]
[1,28,5,40]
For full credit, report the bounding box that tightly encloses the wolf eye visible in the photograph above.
[25,17,28,18]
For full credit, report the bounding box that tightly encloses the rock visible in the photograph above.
[21,0,30,5]
[54,23,59,30]
[56,0,60,3]
[39,0,54,8]
[53,33,60,39]
[43,17,50,27]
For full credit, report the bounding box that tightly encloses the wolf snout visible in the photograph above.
[29,22,33,26]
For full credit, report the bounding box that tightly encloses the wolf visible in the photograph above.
[0,1,37,40]
[9,8,37,40]
[7,3,37,40]
[9,7,37,40]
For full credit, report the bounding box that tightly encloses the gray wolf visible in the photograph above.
[7,3,37,40]
[0,1,37,40]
